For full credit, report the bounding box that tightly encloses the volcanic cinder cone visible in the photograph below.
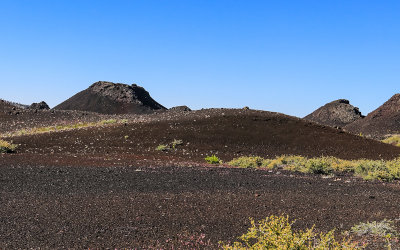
[54,81,167,114]
[345,94,400,138]
[304,99,364,128]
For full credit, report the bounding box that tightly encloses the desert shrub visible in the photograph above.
[229,156,270,168]
[353,160,393,181]
[386,159,400,179]
[266,155,308,171]
[0,139,17,153]
[351,219,398,238]
[305,157,334,175]
[221,215,361,249]
[171,139,183,149]
[205,155,221,164]
[155,144,169,151]
[330,158,358,173]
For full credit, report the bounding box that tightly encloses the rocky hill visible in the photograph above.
[345,94,400,138]
[304,99,364,128]
[54,81,166,114]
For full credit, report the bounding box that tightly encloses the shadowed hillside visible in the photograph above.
[345,94,400,138]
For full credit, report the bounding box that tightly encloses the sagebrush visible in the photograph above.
[221,215,362,249]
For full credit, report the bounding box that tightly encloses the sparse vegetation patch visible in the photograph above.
[228,155,400,181]
[229,156,270,168]
[0,119,126,138]
[382,135,400,147]
[0,139,17,153]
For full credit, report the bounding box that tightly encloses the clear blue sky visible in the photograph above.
[1,0,399,117]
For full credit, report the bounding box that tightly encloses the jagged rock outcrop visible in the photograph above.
[29,101,50,110]
[304,99,364,128]
[54,81,166,114]
[345,94,400,138]
[169,106,192,112]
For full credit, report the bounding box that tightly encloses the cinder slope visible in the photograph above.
[304,99,364,128]
[13,109,400,160]
[345,94,400,138]
[54,81,166,114]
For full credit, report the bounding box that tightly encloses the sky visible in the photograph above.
[1,0,399,117]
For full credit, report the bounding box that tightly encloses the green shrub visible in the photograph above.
[229,156,270,168]
[221,215,361,249]
[0,139,17,153]
[305,157,333,175]
[354,160,393,181]
[155,144,169,151]
[205,155,221,164]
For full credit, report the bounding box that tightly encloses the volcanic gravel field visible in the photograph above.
[2,107,400,248]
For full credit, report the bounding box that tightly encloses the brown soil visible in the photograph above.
[2,108,400,248]
[1,159,400,248]
[345,94,400,139]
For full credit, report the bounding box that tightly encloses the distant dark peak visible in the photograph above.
[304,99,364,128]
[87,81,157,105]
[169,106,192,112]
[54,81,166,115]
[29,101,50,110]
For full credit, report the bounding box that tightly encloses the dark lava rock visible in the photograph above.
[169,106,192,112]
[304,99,364,128]
[345,94,400,138]
[54,81,166,115]
[29,101,50,110]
